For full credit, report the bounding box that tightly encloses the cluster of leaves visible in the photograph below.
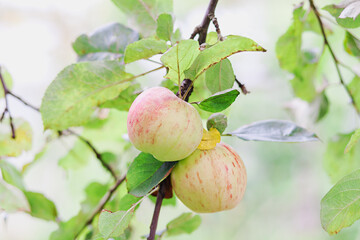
[0,0,323,239]
[276,0,360,235]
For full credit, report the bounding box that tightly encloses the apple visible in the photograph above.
[171,142,247,213]
[127,87,203,162]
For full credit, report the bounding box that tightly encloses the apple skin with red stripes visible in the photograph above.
[171,142,247,213]
[127,87,203,162]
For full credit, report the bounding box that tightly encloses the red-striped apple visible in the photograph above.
[171,142,247,213]
[127,87,203,162]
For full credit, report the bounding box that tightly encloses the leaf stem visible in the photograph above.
[147,181,166,240]
[309,0,359,114]
[0,66,15,138]
[235,76,250,95]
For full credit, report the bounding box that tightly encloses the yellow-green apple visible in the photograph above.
[171,142,247,213]
[127,87,203,162]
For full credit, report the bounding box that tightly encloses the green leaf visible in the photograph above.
[0,66,13,98]
[321,169,360,235]
[348,76,360,111]
[171,28,181,44]
[124,38,168,63]
[316,92,329,122]
[100,83,140,111]
[345,129,360,153]
[58,139,93,170]
[195,89,239,113]
[24,191,58,221]
[206,32,218,46]
[276,6,304,72]
[290,61,318,102]
[0,179,30,213]
[111,0,173,36]
[166,213,201,237]
[228,119,319,142]
[205,59,235,94]
[72,23,139,62]
[344,31,360,57]
[50,182,109,240]
[160,40,200,84]
[206,113,228,134]
[156,13,173,41]
[0,118,32,157]
[126,152,176,197]
[98,210,134,238]
[324,133,360,183]
[0,160,25,190]
[185,35,266,80]
[324,4,360,29]
[40,61,133,130]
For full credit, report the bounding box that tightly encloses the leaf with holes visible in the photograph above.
[40,61,133,130]
[194,89,239,113]
[205,59,235,94]
[124,38,168,63]
[321,169,360,235]
[72,23,139,62]
[126,152,176,197]
[0,118,32,157]
[227,119,319,142]
[161,39,200,84]
[185,35,265,81]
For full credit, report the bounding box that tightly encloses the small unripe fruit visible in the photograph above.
[127,87,203,162]
[171,142,247,213]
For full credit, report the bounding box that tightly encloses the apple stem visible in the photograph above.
[147,180,166,240]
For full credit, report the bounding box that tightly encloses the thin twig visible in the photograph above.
[190,0,219,44]
[208,13,224,41]
[309,0,359,114]
[147,181,166,240]
[74,175,126,238]
[0,67,15,138]
[7,91,40,111]
[235,77,250,95]
[65,129,118,180]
